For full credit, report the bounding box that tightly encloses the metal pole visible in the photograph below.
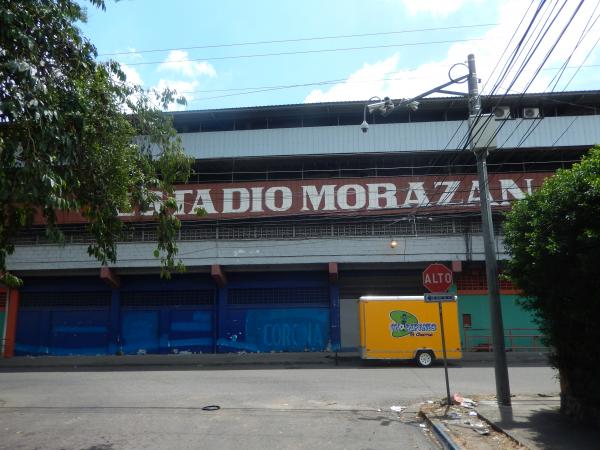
[438,302,452,407]
[467,53,511,406]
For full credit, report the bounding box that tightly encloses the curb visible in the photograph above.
[474,408,531,449]
[0,353,343,370]
[0,351,549,370]
[419,411,463,450]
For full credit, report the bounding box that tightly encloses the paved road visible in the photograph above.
[0,365,558,450]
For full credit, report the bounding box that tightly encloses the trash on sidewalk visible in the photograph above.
[452,393,478,408]
[390,405,406,413]
[421,399,524,449]
[464,419,490,435]
[464,419,486,428]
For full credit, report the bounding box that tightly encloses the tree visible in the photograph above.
[504,146,600,425]
[0,0,192,286]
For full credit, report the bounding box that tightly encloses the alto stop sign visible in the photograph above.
[423,263,453,293]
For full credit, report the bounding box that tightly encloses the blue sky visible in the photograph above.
[79,0,600,111]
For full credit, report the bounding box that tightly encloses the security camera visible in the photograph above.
[360,120,369,133]
[381,96,395,116]
[367,101,387,114]
[407,100,420,111]
[367,97,396,116]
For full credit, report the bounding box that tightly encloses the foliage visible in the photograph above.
[0,0,192,285]
[504,146,600,423]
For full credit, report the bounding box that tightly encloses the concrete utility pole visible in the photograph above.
[467,54,512,406]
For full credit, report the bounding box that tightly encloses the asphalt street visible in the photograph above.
[0,365,558,450]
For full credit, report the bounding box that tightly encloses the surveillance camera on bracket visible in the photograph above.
[367,96,395,116]
[360,120,369,133]
[406,100,420,111]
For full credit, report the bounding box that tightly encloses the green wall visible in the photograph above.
[457,294,542,351]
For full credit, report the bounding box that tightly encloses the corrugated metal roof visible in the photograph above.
[169,90,600,118]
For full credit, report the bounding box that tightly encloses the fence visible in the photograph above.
[463,327,548,352]
[13,218,503,246]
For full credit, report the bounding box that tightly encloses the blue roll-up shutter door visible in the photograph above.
[120,290,216,355]
[16,292,112,356]
[221,287,330,353]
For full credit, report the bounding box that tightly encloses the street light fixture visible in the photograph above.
[360,65,470,134]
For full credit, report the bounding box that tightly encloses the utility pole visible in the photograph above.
[467,54,512,406]
[361,55,512,406]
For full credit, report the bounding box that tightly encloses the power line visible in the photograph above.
[420,0,585,212]
[185,73,458,102]
[394,0,546,214]
[463,0,580,156]
[100,23,499,57]
[124,37,490,66]
[497,0,595,150]
[180,64,599,104]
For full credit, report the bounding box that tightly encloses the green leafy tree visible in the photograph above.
[504,146,600,425]
[0,0,193,286]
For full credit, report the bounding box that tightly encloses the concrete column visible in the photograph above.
[0,290,6,356]
[3,289,20,358]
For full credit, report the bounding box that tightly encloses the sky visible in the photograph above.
[78,0,600,111]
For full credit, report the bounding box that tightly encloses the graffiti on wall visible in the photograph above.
[244,308,330,352]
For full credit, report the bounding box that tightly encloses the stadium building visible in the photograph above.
[2,90,600,357]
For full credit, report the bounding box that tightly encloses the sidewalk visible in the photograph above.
[0,351,549,370]
[476,395,600,450]
[421,395,600,450]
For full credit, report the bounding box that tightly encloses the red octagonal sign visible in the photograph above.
[423,263,453,293]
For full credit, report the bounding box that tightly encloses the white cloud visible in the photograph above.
[158,50,217,78]
[305,0,600,104]
[126,48,144,61]
[401,0,470,17]
[305,54,401,103]
[120,63,143,86]
[151,79,200,111]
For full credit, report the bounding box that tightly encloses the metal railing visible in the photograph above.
[463,327,548,352]
[13,218,502,246]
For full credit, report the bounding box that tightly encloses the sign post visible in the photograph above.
[423,263,455,407]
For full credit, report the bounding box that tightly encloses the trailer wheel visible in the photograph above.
[416,350,435,367]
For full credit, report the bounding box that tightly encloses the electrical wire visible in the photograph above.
[496,1,599,150]
[124,37,491,66]
[100,23,499,56]
[384,0,547,215]
[15,3,600,267]
[413,0,591,215]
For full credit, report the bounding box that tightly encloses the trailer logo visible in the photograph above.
[389,310,437,337]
